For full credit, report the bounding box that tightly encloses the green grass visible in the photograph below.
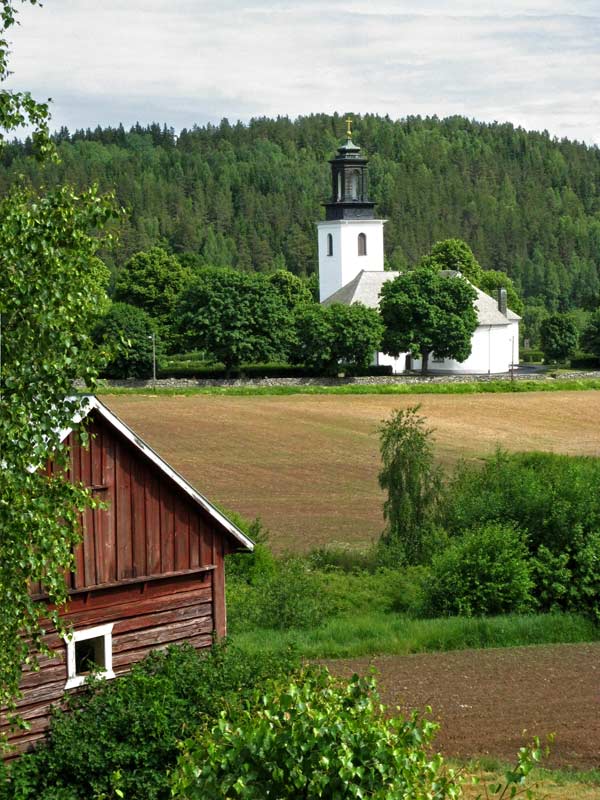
[96,377,600,398]
[462,758,600,787]
[229,611,599,660]
[459,761,600,800]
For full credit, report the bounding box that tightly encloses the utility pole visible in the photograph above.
[511,335,515,384]
[152,332,156,390]
[148,332,157,390]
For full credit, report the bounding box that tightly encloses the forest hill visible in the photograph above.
[1,113,600,313]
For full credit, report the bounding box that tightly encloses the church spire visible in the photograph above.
[324,121,375,221]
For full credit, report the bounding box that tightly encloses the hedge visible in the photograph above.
[155,363,394,380]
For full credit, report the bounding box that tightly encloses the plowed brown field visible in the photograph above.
[325,643,600,771]
[103,391,600,552]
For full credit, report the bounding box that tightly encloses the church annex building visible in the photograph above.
[316,125,520,375]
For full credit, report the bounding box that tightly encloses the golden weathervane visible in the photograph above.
[346,116,353,139]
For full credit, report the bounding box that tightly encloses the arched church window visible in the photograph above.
[350,170,359,200]
[327,233,333,256]
[358,232,367,256]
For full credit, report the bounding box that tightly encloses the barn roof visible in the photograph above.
[322,269,520,326]
[62,396,254,552]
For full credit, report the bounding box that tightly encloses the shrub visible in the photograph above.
[253,557,326,630]
[442,451,600,619]
[529,545,573,612]
[573,531,600,623]
[225,516,326,634]
[224,517,275,584]
[308,543,380,573]
[171,668,462,799]
[310,568,399,616]
[387,565,431,615]
[444,450,600,556]
[227,550,326,633]
[0,643,299,800]
[422,522,533,617]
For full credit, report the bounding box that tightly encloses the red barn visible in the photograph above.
[6,396,253,754]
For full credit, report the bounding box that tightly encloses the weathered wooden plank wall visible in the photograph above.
[67,416,219,589]
[4,571,214,755]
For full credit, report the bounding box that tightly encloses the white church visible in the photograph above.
[317,126,520,375]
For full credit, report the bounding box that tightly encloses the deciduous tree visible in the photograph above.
[176,268,291,370]
[0,184,116,712]
[267,269,312,312]
[582,309,600,359]
[478,268,524,315]
[113,247,191,335]
[379,267,478,373]
[289,302,383,374]
[0,0,118,712]
[378,406,442,564]
[420,238,483,284]
[325,302,383,372]
[540,313,579,362]
[94,301,161,379]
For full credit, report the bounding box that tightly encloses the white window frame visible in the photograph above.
[64,623,115,690]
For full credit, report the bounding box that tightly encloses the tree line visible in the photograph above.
[97,239,520,377]
[2,113,600,313]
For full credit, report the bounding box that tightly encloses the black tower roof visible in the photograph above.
[324,119,375,221]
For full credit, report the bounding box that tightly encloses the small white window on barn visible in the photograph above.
[64,623,115,690]
[327,233,333,256]
[358,232,367,256]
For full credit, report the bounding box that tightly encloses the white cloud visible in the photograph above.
[5,1,600,144]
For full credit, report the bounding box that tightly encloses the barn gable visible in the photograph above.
[4,396,252,756]
[56,397,252,592]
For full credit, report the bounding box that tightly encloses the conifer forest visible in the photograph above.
[2,112,600,313]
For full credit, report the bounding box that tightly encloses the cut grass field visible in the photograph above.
[103,390,600,552]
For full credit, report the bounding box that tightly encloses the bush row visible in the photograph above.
[520,348,544,363]
[225,450,600,632]
[570,354,600,369]
[155,362,394,380]
[0,644,299,800]
[3,645,488,800]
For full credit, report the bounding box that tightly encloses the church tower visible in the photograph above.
[317,119,386,302]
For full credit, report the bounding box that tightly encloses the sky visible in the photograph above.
[6,0,600,145]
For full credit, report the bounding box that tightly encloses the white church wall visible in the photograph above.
[317,219,385,302]
[377,350,408,374]
[411,324,514,374]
